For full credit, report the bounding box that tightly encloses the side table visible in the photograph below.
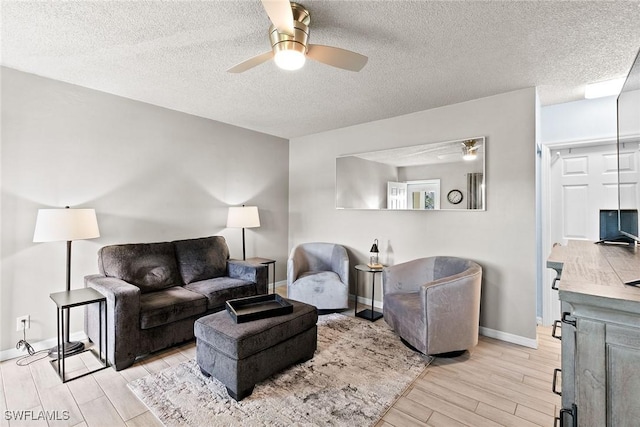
[354,264,384,321]
[246,257,277,294]
[50,287,109,383]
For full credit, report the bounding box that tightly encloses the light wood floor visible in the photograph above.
[1,288,560,427]
[376,327,561,427]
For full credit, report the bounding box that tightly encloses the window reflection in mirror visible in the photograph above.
[336,137,485,210]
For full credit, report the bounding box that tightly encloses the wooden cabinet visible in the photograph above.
[548,241,640,426]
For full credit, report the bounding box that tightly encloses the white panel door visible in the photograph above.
[549,143,640,244]
[548,142,640,322]
[387,181,408,209]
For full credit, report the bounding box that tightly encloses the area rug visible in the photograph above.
[128,313,433,426]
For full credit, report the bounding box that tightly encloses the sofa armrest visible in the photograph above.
[84,274,141,370]
[228,261,268,294]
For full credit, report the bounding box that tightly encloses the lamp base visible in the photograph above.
[48,341,85,359]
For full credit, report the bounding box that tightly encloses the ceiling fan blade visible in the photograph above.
[261,0,294,36]
[227,51,274,73]
[306,44,368,72]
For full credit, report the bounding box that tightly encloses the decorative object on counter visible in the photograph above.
[226,205,261,260]
[33,206,100,358]
[368,239,382,269]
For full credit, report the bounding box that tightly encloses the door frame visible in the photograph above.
[540,137,617,326]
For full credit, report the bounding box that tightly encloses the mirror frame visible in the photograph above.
[336,136,486,211]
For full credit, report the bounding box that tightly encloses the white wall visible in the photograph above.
[541,96,617,145]
[0,68,289,354]
[289,88,538,343]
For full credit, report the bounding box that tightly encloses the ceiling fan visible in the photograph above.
[228,0,368,73]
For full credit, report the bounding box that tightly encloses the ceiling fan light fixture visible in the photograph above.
[274,47,306,70]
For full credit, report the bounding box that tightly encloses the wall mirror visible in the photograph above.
[336,137,485,210]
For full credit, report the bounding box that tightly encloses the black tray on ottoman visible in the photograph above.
[226,294,293,323]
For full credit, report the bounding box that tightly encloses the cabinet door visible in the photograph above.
[606,324,640,426]
[575,318,606,427]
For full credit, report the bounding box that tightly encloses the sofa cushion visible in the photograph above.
[173,236,230,284]
[185,277,258,311]
[98,242,182,293]
[139,286,207,330]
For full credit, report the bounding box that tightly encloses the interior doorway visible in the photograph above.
[542,140,628,325]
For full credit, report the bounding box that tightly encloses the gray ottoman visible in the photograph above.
[194,298,318,400]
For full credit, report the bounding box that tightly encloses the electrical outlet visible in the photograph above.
[16,315,30,331]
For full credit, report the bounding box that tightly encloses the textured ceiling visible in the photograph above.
[2,1,640,139]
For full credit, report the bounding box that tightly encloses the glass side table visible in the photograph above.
[50,287,109,383]
[246,257,277,294]
[354,264,384,321]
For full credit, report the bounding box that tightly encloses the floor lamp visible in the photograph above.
[33,206,100,358]
[226,205,260,260]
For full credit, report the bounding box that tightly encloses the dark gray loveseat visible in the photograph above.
[84,236,267,371]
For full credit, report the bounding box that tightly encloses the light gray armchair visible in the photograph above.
[382,256,482,356]
[287,242,349,311]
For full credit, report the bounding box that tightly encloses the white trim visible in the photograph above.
[349,293,383,310]
[0,331,87,362]
[544,134,640,150]
[479,326,538,349]
[543,136,616,149]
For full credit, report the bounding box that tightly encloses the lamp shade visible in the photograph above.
[33,208,100,242]
[226,206,260,229]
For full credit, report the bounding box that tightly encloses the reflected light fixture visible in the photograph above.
[584,77,625,99]
[226,205,261,260]
[462,139,478,161]
[33,206,100,358]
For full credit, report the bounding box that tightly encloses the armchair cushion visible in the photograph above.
[139,286,207,330]
[173,236,229,284]
[98,242,181,293]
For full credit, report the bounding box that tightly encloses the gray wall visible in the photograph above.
[0,68,289,352]
[336,156,398,209]
[289,88,538,342]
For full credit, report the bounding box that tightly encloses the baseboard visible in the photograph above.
[348,293,383,310]
[0,331,88,362]
[1,322,538,360]
[479,326,538,349]
[276,283,384,310]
